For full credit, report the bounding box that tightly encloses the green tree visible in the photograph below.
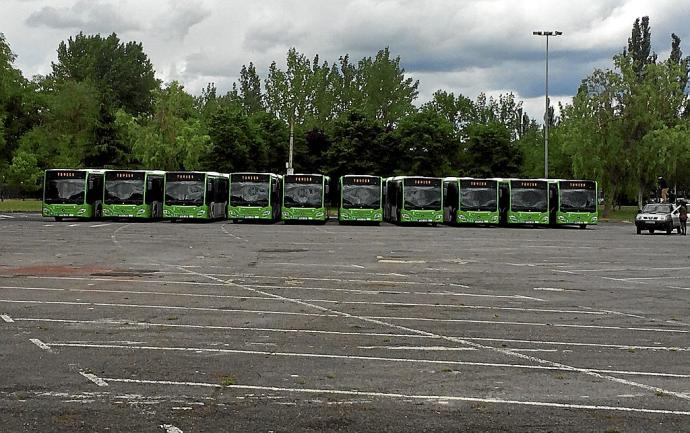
[395,110,456,176]
[462,122,521,178]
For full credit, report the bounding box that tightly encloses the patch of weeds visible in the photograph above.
[325,373,336,379]
[166,316,178,321]
[295,378,306,385]
[655,389,666,397]
[440,368,454,373]
[382,338,391,343]
[219,375,236,386]
[554,374,566,380]
[627,348,636,353]
[604,429,622,433]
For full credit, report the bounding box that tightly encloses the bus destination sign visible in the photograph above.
[167,172,204,182]
[461,179,496,189]
[343,176,379,186]
[513,180,547,189]
[286,175,322,184]
[404,178,441,187]
[235,174,269,183]
[561,180,595,190]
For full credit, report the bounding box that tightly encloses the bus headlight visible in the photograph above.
[262,210,270,216]
[197,209,205,216]
[435,214,442,220]
[78,208,86,214]
[137,208,145,214]
[163,209,169,216]
[315,211,324,217]
[402,213,410,220]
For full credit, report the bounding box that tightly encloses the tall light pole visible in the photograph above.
[533,30,562,179]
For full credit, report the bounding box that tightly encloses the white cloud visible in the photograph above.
[3,0,690,114]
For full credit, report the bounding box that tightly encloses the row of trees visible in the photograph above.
[1,17,689,213]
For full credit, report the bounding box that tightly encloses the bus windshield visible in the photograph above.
[284,183,323,208]
[511,188,547,212]
[342,185,380,209]
[460,187,497,211]
[404,186,441,210]
[560,189,596,212]
[165,174,205,206]
[231,181,269,207]
[44,172,85,204]
[105,174,145,205]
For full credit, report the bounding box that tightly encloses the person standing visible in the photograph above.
[680,201,688,235]
[658,176,669,203]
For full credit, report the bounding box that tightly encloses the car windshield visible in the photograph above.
[44,178,85,204]
[105,179,145,205]
[165,180,205,206]
[231,181,269,207]
[460,187,497,211]
[404,186,441,210]
[642,204,673,214]
[284,183,323,208]
[342,185,380,209]
[511,188,547,212]
[560,189,596,212]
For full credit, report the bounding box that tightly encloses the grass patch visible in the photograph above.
[598,205,639,222]
[165,316,178,321]
[219,375,236,386]
[0,199,41,212]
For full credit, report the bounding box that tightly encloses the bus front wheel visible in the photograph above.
[54,217,63,222]
[579,224,587,230]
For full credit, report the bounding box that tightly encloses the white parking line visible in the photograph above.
[0,314,13,323]
[13,317,690,351]
[177,266,690,401]
[22,276,544,301]
[357,346,477,351]
[79,371,108,387]
[89,223,112,228]
[0,285,587,315]
[100,378,690,416]
[14,317,431,339]
[48,342,690,379]
[30,338,52,352]
[0,214,15,219]
[364,316,687,334]
[0,299,338,318]
[160,424,183,433]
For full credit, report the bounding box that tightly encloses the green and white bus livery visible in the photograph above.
[549,180,598,228]
[281,174,330,222]
[385,176,443,225]
[103,170,165,219]
[507,179,549,225]
[228,173,281,222]
[338,175,383,223]
[163,171,229,220]
[445,178,500,225]
[42,169,105,221]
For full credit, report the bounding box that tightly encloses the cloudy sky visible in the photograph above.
[2,0,689,120]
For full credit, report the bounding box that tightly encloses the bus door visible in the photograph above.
[498,183,509,226]
[86,172,104,217]
[549,182,559,225]
[146,175,164,218]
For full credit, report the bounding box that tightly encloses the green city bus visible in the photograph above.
[42,169,105,221]
[507,179,550,225]
[338,175,383,223]
[228,172,281,222]
[549,179,598,229]
[281,174,330,222]
[163,171,229,221]
[444,177,500,225]
[102,170,165,219]
[384,176,443,225]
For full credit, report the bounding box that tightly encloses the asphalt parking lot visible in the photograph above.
[0,214,689,432]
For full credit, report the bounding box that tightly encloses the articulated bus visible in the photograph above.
[507,179,549,225]
[281,174,330,222]
[338,175,383,223]
[444,177,501,225]
[102,170,165,219]
[385,176,443,225]
[549,179,598,229]
[163,171,229,221]
[42,169,105,221]
[228,172,282,222]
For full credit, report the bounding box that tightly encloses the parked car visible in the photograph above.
[635,203,681,234]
